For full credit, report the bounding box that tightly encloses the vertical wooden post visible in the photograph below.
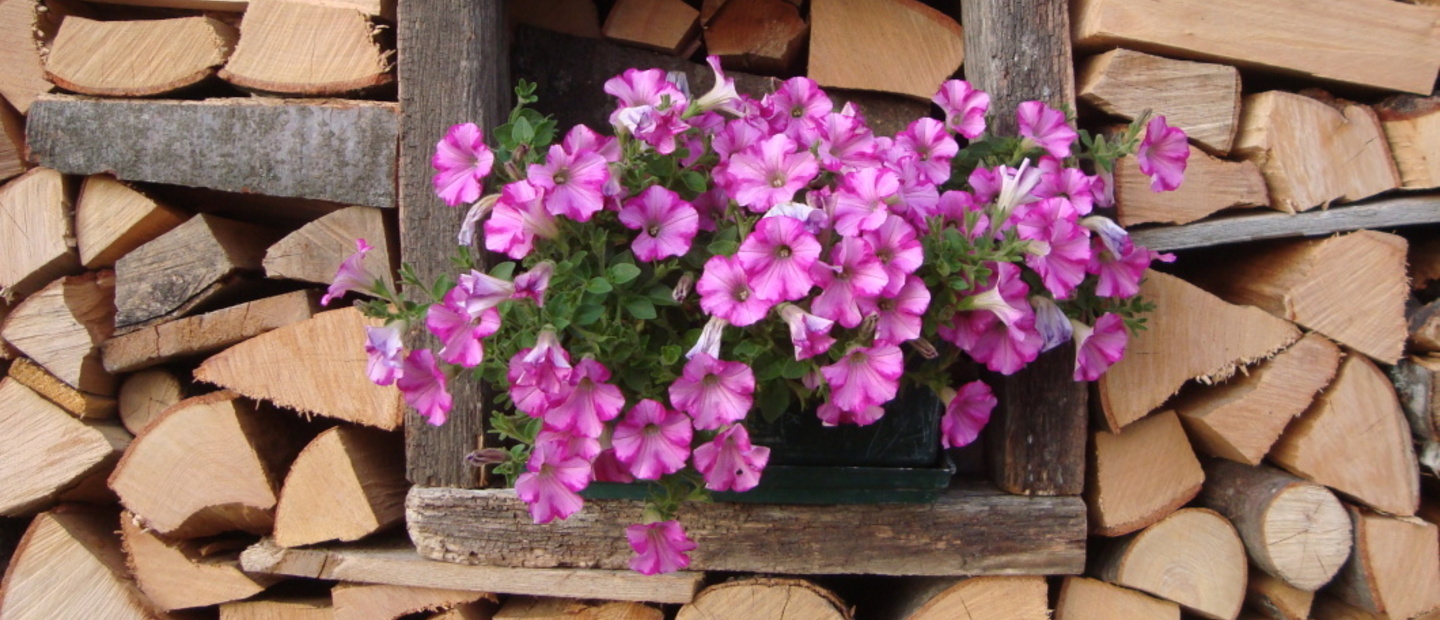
[963,0,1088,496]
[397,1,510,488]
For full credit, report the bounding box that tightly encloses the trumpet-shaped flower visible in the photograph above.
[1073,313,1129,381]
[508,330,574,417]
[512,261,554,307]
[627,520,698,575]
[694,55,742,115]
[857,275,930,345]
[1016,101,1077,159]
[485,180,560,259]
[933,80,989,139]
[458,193,499,246]
[944,311,1044,375]
[604,68,687,130]
[895,118,958,186]
[715,134,819,213]
[761,76,831,143]
[1137,115,1190,192]
[737,216,821,302]
[821,344,904,414]
[1015,198,1092,300]
[451,269,516,315]
[364,324,405,386]
[816,401,886,426]
[777,304,837,361]
[697,255,774,327]
[562,124,621,162]
[692,424,770,492]
[618,185,700,262]
[810,237,889,329]
[957,262,1032,332]
[514,441,591,524]
[1089,239,1174,298]
[863,215,923,296]
[817,109,877,172]
[668,353,755,430]
[425,300,501,368]
[535,428,602,462]
[432,122,494,207]
[529,145,609,222]
[990,160,1043,226]
[397,350,451,426]
[686,316,729,360]
[322,239,381,306]
[832,167,899,237]
[612,399,693,480]
[941,380,996,448]
[1034,157,1095,216]
[1031,295,1074,353]
[544,358,625,438]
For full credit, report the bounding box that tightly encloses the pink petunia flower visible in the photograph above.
[777,303,837,361]
[1089,239,1174,299]
[715,134,819,213]
[711,116,769,161]
[562,124,621,163]
[363,324,405,386]
[736,216,821,302]
[895,118,958,186]
[1014,198,1092,300]
[989,160,1043,226]
[432,122,494,207]
[944,310,1044,375]
[512,261,554,307]
[810,237,889,329]
[458,193,499,246]
[863,215,924,296]
[425,299,501,368]
[514,441,592,524]
[529,145,609,222]
[697,255,775,327]
[831,167,900,237]
[451,269,516,315]
[543,358,625,438]
[694,55,742,115]
[1034,157,1096,216]
[821,344,904,415]
[612,399,693,480]
[1136,115,1190,192]
[692,424,770,492]
[593,449,635,483]
[686,316,728,360]
[933,80,989,139]
[618,185,700,262]
[816,109,877,172]
[816,402,887,427]
[508,330,574,417]
[761,76,832,143]
[398,350,451,426]
[604,68,687,130]
[627,520,698,575]
[857,275,930,345]
[941,380,996,448]
[534,427,602,462]
[485,180,560,259]
[1030,295,1075,353]
[1074,313,1129,381]
[668,353,755,430]
[322,239,381,306]
[1016,101,1078,159]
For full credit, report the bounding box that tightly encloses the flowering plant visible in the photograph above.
[329,59,1187,574]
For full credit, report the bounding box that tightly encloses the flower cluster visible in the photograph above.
[329,63,1187,574]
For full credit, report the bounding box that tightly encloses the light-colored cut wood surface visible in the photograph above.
[7,356,116,419]
[0,97,23,182]
[1173,332,1340,465]
[220,596,334,620]
[676,578,849,620]
[264,206,393,287]
[103,289,321,373]
[1234,92,1399,214]
[1114,146,1267,226]
[273,425,407,547]
[0,378,128,516]
[1331,506,1440,620]
[428,602,497,620]
[809,0,963,100]
[220,0,393,96]
[0,0,75,114]
[1246,571,1312,620]
[601,0,699,56]
[331,583,493,620]
[0,168,77,301]
[1270,354,1420,517]
[45,16,237,97]
[884,576,1049,620]
[497,597,655,620]
[1,271,116,396]
[1378,95,1440,190]
[86,0,394,18]
[117,368,184,435]
[1078,49,1240,154]
[194,308,405,430]
[703,0,807,75]
[1086,410,1205,536]
[1055,576,1179,620]
[1097,270,1300,431]
[1094,508,1247,620]
[1072,0,1440,94]
[75,175,189,269]
[120,511,277,610]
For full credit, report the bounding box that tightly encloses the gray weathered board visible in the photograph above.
[26,94,398,208]
[1132,195,1440,251]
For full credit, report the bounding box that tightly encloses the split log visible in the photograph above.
[1411,300,1440,353]
[113,213,281,333]
[1195,230,1408,364]
[27,94,401,208]
[103,289,322,373]
[498,597,656,620]
[1247,572,1313,620]
[677,578,848,620]
[1233,92,1399,214]
[809,0,964,101]
[86,0,395,19]
[219,0,393,96]
[7,356,117,419]
[0,508,177,620]
[117,368,184,435]
[75,175,188,270]
[1094,508,1248,620]
[601,0,700,56]
[428,603,498,620]
[1071,0,1440,95]
[877,576,1048,620]
[1377,95,1440,190]
[0,168,77,301]
[221,596,334,620]
[0,378,129,516]
[1330,506,1440,620]
[1077,49,1241,155]
[702,0,807,75]
[0,271,116,396]
[109,391,310,538]
[1086,410,1205,537]
[1172,332,1341,465]
[1113,146,1268,226]
[45,16,238,97]
[1198,460,1352,591]
[194,307,405,430]
[273,426,407,547]
[0,98,23,182]
[1391,355,1440,441]
[1133,196,1440,253]
[331,583,494,620]
[120,512,278,610]
[1270,354,1420,517]
[0,0,81,114]
[1055,576,1180,620]
[263,206,393,287]
[510,0,601,39]
[1097,270,1301,431]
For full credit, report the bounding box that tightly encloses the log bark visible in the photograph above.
[220,0,393,96]
[406,484,1087,575]
[1411,299,1440,353]
[331,583,493,620]
[1113,146,1268,227]
[1233,92,1400,214]
[1077,49,1240,155]
[1247,572,1313,620]
[1055,576,1179,620]
[27,95,400,208]
[1,271,116,397]
[1330,505,1440,620]
[264,206,394,288]
[984,339,1087,496]
[45,16,237,97]
[0,98,23,183]
[1173,332,1341,465]
[1270,354,1420,517]
[194,307,405,430]
[1094,508,1248,620]
[1198,460,1352,591]
[120,512,278,611]
[877,576,1048,620]
[702,0,806,75]
[1391,355,1440,442]
[601,0,699,56]
[116,368,184,435]
[7,356,117,419]
[0,378,129,516]
[220,596,334,620]
[1377,95,1440,190]
[812,0,963,101]
[1133,195,1440,253]
[103,289,321,374]
[273,426,407,547]
[75,175,189,270]
[0,168,78,301]
[1097,270,1300,431]
[1072,0,1440,94]
[1086,410,1205,537]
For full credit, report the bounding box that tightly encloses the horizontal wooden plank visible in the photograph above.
[239,537,703,604]
[406,483,1087,576]
[26,94,398,208]
[1131,194,1440,251]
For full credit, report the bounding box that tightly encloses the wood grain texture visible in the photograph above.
[331,583,492,620]
[498,597,653,620]
[985,340,1087,496]
[116,368,183,435]
[1,271,116,397]
[884,576,1048,620]
[601,0,699,56]
[1086,410,1204,537]
[1392,355,1440,442]
[811,0,963,100]
[45,16,237,97]
[1331,506,1440,619]
[27,94,399,207]
[0,98,24,183]
[264,206,394,287]
[0,0,78,114]
[240,536,703,604]
[272,426,407,547]
[397,0,508,488]
[0,378,128,516]
[1055,576,1179,620]
[0,168,78,301]
[75,175,189,269]
[406,483,1086,575]
[676,578,848,620]
[1132,195,1440,252]
[1078,49,1240,154]
[220,596,334,620]
[1072,0,1440,94]
[103,289,321,373]
[1094,508,1247,620]
[119,511,277,611]
[7,356,117,419]
[1113,146,1267,227]
[1378,95,1440,190]
[86,0,395,18]
[1246,572,1313,620]
[703,0,806,75]
[961,0,1069,131]
[220,0,393,96]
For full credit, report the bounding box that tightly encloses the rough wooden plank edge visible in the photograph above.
[406,483,1087,576]
[239,537,703,604]
[1130,194,1440,251]
[25,94,398,208]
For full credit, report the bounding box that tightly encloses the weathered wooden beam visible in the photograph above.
[1131,194,1440,252]
[396,0,509,488]
[239,537,703,604]
[26,94,398,208]
[406,484,1087,576]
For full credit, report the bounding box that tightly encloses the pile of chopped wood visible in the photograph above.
[2,0,1440,618]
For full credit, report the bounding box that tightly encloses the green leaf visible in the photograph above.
[758,382,791,424]
[608,263,642,285]
[733,340,762,359]
[707,239,738,256]
[681,170,708,193]
[781,358,809,380]
[625,297,657,320]
[646,155,677,178]
[585,277,613,295]
[489,261,517,281]
[512,116,535,144]
[574,304,605,326]
[660,345,682,366]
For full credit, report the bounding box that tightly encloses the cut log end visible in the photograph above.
[45,15,238,97]
[1095,508,1248,620]
[808,0,964,100]
[1087,410,1205,537]
[273,426,407,548]
[220,0,394,97]
[677,578,849,620]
